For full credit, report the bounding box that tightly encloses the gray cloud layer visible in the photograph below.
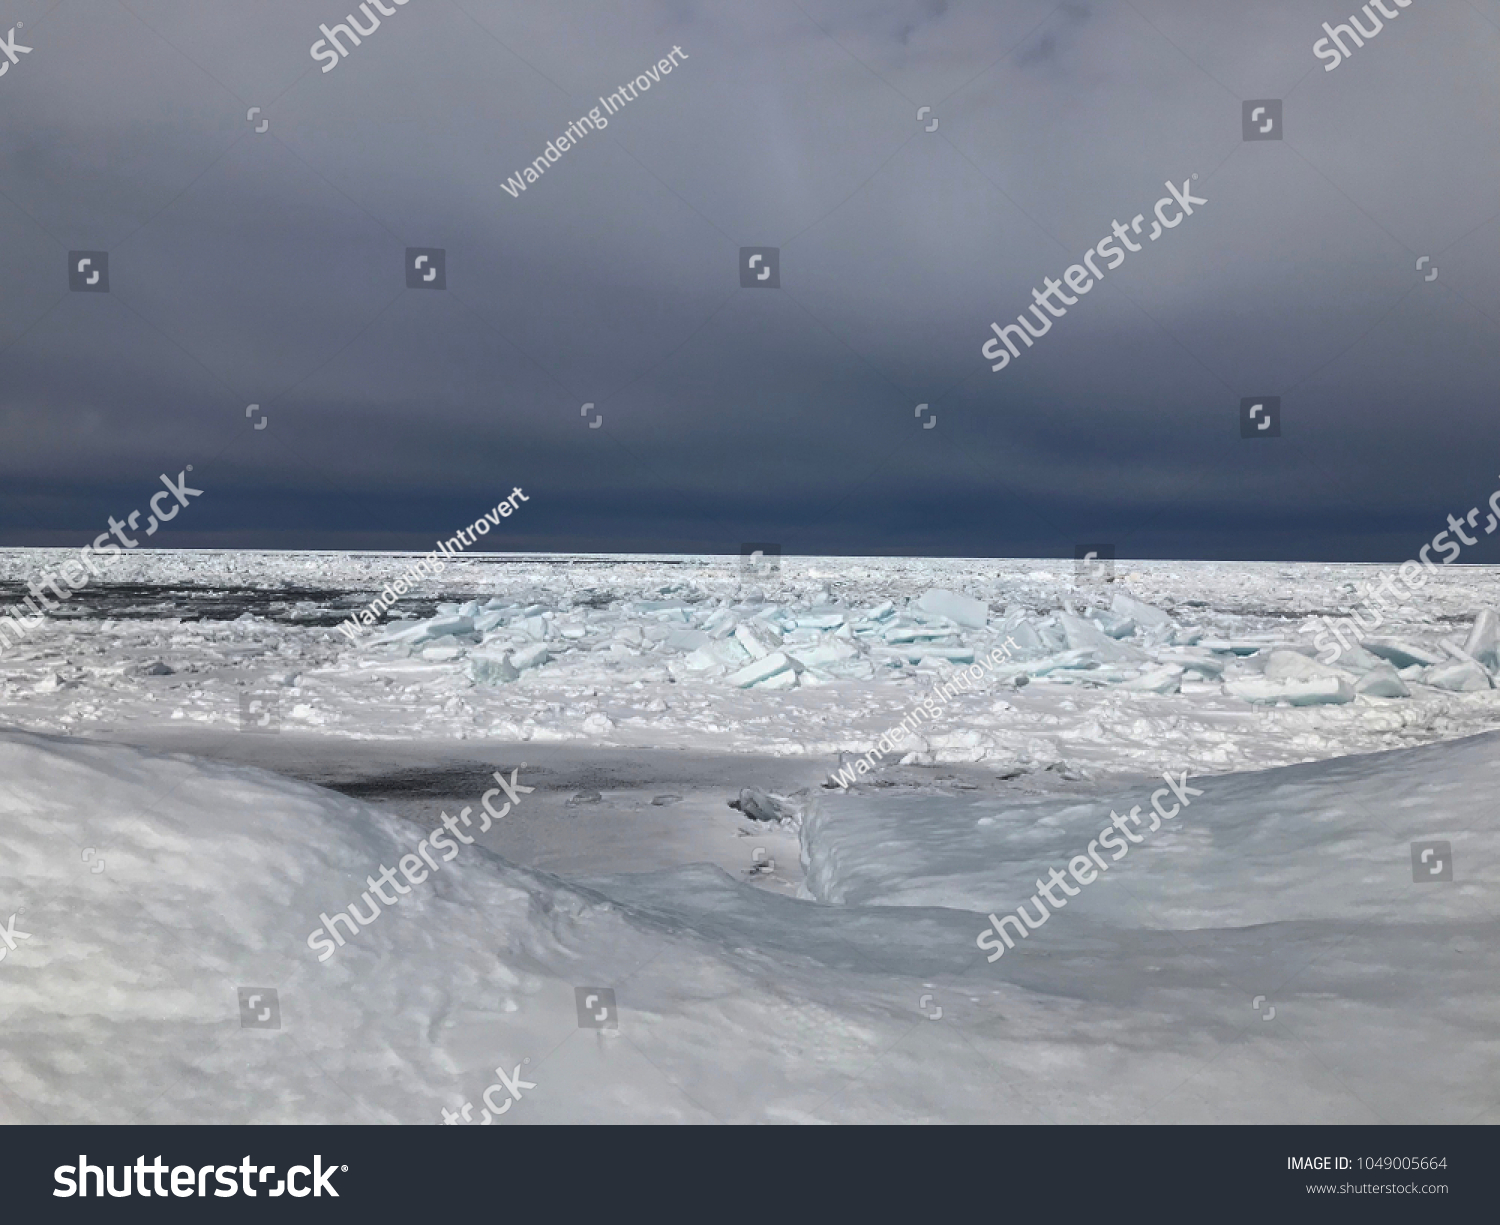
[1,0,1497,560]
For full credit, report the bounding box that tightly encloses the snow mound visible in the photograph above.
[4,728,1499,1123]
[0,729,557,1122]
[802,733,1500,926]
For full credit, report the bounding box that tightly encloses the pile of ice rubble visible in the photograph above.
[363,585,1500,706]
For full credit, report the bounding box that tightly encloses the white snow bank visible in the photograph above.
[2,730,1497,1123]
[802,733,1500,927]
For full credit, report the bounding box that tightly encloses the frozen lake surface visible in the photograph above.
[1,551,1497,1122]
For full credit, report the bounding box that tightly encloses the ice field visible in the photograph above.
[1,551,1498,1122]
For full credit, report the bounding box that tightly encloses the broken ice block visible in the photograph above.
[1057,613,1142,662]
[1421,661,1492,692]
[1109,592,1173,628]
[731,788,797,822]
[787,642,860,669]
[734,621,783,660]
[1121,665,1183,694]
[996,617,1046,658]
[1094,612,1136,639]
[727,652,799,688]
[1262,649,1357,686]
[370,614,473,647]
[1463,610,1500,672]
[510,643,550,672]
[1225,676,1354,705]
[1355,665,1409,698]
[884,623,958,643]
[664,628,710,652]
[1362,638,1446,669]
[467,653,520,685]
[794,614,848,630]
[916,588,988,629]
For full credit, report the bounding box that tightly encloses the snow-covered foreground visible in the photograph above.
[2,551,1498,1123]
[1,725,1496,1124]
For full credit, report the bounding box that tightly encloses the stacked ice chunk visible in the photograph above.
[351,583,1500,704]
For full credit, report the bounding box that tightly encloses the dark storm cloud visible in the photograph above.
[0,0,1497,560]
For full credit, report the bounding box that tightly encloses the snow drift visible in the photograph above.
[1,728,1497,1123]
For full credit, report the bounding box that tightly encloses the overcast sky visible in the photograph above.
[1,0,1497,560]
